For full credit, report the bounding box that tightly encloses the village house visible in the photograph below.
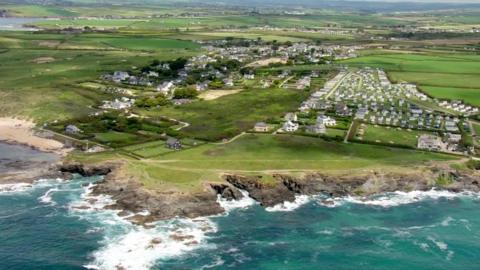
[166,137,182,150]
[254,122,270,132]
[112,71,130,83]
[283,121,299,132]
[335,103,351,116]
[316,115,336,126]
[157,81,175,95]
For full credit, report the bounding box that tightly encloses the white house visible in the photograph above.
[283,121,299,132]
[157,81,175,95]
[316,115,336,126]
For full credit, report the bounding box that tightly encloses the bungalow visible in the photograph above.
[166,137,182,150]
[254,122,270,132]
[283,121,299,132]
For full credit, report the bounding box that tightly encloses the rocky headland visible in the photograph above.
[56,161,480,226]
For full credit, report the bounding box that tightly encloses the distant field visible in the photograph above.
[0,32,200,121]
[420,86,480,107]
[99,37,200,51]
[341,52,480,105]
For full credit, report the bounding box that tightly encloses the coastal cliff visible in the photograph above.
[57,162,480,225]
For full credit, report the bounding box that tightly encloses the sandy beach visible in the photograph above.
[0,117,68,155]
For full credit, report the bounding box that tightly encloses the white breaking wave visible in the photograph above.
[0,183,32,194]
[69,183,217,270]
[266,195,311,212]
[216,190,256,212]
[318,189,479,208]
[87,218,217,270]
[38,187,59,205]
[0,178,64,195]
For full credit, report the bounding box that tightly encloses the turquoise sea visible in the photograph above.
[0,174,479,270]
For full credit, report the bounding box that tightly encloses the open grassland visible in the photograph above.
[359,125,429,148]
[73,134,457,191]
[341,51,480,105]
[0,32,201,121]
[138,87,312,141]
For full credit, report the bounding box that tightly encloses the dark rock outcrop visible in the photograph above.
[91,172,224,225]
[210,183,244,201]
[224,174,295,207]
[58,163,112,177]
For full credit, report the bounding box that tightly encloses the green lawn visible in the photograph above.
[359,125,428,148]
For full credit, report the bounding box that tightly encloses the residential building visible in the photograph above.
[283,121,299,132]
[166,137,182,150]
[254,122,270,132]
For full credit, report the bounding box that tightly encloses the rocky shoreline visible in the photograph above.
[55,162,480,226]
[2,141,479,225]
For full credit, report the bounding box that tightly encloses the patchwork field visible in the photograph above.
[0,32,201,121]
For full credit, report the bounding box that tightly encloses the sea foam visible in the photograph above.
[216,190,257,212]
[318,189,479,208]
[266,195,311,212]
[70,183,217,270]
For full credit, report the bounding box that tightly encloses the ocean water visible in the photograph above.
[1,176,480,270]
[0,18,41,31]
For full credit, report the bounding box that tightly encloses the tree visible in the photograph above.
[209,79,224,89]
[174,88,198,99]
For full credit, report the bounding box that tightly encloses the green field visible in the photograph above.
[138,87,312,141]
[358,125,429,148]
[74,134,456,191]
[421,86,480,107]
